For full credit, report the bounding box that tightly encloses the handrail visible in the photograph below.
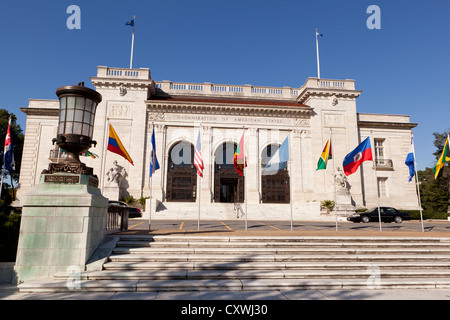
[106,205,129,233]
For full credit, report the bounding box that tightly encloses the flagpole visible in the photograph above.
[243,127,248,231]
[198,124,202,231]
[331,129,338,232]
[101,118,110,194]
[0,166,4,199]
[289,131,293,231]
[130,16,135,69]
[370,131,382,232]
[315,28,321,79]
[411,133,424,232]
[149,123,155,232]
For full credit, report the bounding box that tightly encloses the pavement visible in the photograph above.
[2,219,450,301]
[2,283,450,300]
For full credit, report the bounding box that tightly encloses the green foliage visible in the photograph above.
[415,129,450,217]
[139,196,150,209]
[405,210,448,220]
[432,129,450,160]
[320,200,335,214]
[122,195,137,205]
[418,168,449,216]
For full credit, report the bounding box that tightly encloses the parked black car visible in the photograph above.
[347,207,411,223]
[108,200,142,218]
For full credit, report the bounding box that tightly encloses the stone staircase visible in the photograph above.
[18,235,450,292]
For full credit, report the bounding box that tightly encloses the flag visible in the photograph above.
[266,137,289,169]
[433,135,450,179]
[125,19,135,27]
[81,150,98,159]
[107,124,134,165]
[3,117,15,174]
[405,137,415,182]
[316,139,332,171]
[194,131,204,177]
[233,132,247,176]
[343,137,373,176]
[149,126,160,177]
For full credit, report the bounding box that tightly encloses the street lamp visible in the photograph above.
[43,82,102,176]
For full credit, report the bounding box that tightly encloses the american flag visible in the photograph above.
[194,131,204,177]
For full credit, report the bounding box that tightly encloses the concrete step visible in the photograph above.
[53,269,450,281]
[17,235,450,293]
[116,240,450,249]
[107,253,450,263]
[17,277,450,293]
[120,235,450,243]
[102,261,450,271]
[111,246,450,255]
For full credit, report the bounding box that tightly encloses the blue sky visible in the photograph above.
[0,0,449,170]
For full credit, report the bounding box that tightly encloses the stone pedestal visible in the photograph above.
[14,174,108,283]
[335,190,355,216]
[102,184,121,201]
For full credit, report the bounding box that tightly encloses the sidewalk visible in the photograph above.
[1,283,450,300]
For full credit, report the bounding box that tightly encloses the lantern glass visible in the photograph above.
[46,83,102,175]
[57,95,98,139]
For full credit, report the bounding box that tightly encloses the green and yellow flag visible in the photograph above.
[317,139,332,171]
[433,135,450,179]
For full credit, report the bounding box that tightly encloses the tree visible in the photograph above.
[0,109,24,184]
[418,168,448,215]
[418,129,450,215]
[320,200,335,215]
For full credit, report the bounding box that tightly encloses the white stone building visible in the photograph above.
[17,66,419,220]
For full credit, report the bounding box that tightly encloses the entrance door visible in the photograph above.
[220,178,238,203]
[214,142,244,203]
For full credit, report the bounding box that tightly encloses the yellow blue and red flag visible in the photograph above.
[107,124,133,165]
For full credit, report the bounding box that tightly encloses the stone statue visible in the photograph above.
[333,167,349,192]
[106,161,127,187]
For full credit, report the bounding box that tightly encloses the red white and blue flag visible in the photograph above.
[4,117,15,174]
[342,137,373,176]
[194,131,204,177]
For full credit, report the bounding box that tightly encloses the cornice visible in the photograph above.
[297,87,362,104]
[20,107,58,117]
[145,99,312,118]
[358,120,418,129]
[90,76,157,94]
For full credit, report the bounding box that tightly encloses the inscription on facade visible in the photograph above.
[165,114,310,127]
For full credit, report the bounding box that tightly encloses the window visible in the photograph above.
[166,142,196,202]
[213,142,244,203]
[374,138,385,165]
[377,177,388,198]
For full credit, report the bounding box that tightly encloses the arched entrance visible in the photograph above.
[166,141,197,202]
[261,143,290,203]
[214,142,244,203]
